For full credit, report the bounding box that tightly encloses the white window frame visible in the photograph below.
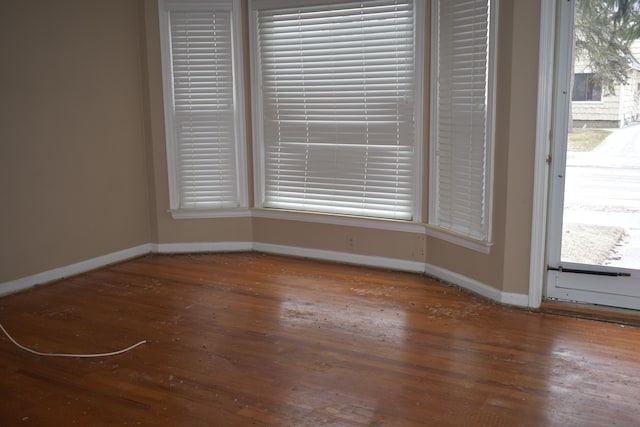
[428,0,497,251]
[158,0,248,219]
[249,0,424,223]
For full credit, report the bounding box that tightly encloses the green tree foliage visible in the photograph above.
[612,0,640,29]
[575,0,640,94]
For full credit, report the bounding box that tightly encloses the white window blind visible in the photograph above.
[253,0,419,220]
[430,0,495,242]
[159,0,245,211]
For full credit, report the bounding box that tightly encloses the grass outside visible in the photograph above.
[567,129,612,152]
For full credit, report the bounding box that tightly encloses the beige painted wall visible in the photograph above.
[1,0,541,300]
[0,0,152,282]
[501,0,540,294]
[253,217,426,262]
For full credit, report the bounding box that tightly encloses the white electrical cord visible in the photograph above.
[0,323,146,358]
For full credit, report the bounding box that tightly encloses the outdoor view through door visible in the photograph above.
[547,0,640,310]
[562,0,640,269]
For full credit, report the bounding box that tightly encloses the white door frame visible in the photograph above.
[529,0,556,308]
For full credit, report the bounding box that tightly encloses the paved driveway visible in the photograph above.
[564,124,640,268]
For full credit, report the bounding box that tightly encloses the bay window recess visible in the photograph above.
[251,0,423,221]
[429,0,497,245]
[159,0,247,217]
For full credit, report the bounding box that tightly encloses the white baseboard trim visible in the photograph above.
[254,243,528,307]
[1,241,528,308]
[252,242,426,273]
[424,262,529,307]
[501,291,530,307]
[152,241,252,254]
[0,244,152,297]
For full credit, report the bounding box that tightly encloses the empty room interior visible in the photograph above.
[1,0,640,425]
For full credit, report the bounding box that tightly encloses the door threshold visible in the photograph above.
[542,299,640,327]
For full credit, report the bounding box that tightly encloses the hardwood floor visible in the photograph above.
[1,253,639,426]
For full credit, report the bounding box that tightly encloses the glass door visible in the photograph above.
[547,0,640,310]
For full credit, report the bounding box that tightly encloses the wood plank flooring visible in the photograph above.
[1,252,639,426]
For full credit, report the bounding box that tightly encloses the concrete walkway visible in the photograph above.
[564,123,640,268]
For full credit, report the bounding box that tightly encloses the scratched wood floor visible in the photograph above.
[1,252,639,426]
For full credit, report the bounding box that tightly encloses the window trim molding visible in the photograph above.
[170,208,253,220]
[252,208,427,234]
[412,0,426,223]
[158,0,179,210]
[248,1,264,209]
[425,225,493,254]
[157,0,248,218]
[230,0,249,210]
[486,0,498,246]
[428,0,498,250]
[163,206,426,234]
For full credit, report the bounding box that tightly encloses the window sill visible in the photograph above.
[251,208,426,233]
[424,225,493,254]
[170,208,252,220]
[168,208,493,254]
